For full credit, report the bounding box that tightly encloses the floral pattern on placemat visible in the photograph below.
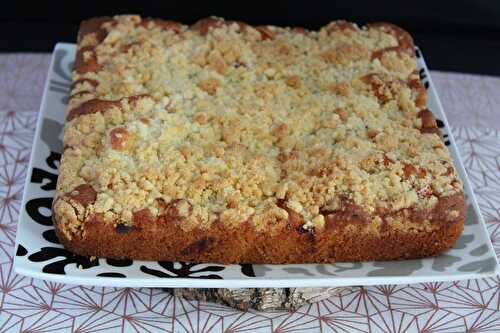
[2,51,500,331]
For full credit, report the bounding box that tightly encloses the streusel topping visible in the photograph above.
[57,15,462,236]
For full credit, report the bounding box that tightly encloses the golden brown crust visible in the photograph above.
[77,16,115,44]
[66,184,97,207]
[139,18,183,32]
[74,17,117,75]
[54,15,465,264]
[418,109,441,134]
[67,98,120,121]
[368,22,415,59]
[54,203,464,263]
[191,17,248,35]
[66,95,150,121]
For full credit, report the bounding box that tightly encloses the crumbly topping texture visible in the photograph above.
[56,15,463,238]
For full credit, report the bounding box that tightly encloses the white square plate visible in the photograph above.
[14,43,500,288]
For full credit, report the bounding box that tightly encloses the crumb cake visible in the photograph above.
[53,15,465,263]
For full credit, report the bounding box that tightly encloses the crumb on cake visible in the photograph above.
[55,16,463,247]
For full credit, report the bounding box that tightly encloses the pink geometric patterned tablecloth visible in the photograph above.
[1,53,500,332]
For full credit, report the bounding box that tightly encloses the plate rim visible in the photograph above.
[13,42,500,288]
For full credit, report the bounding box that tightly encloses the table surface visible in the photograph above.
[1,53,500,332]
